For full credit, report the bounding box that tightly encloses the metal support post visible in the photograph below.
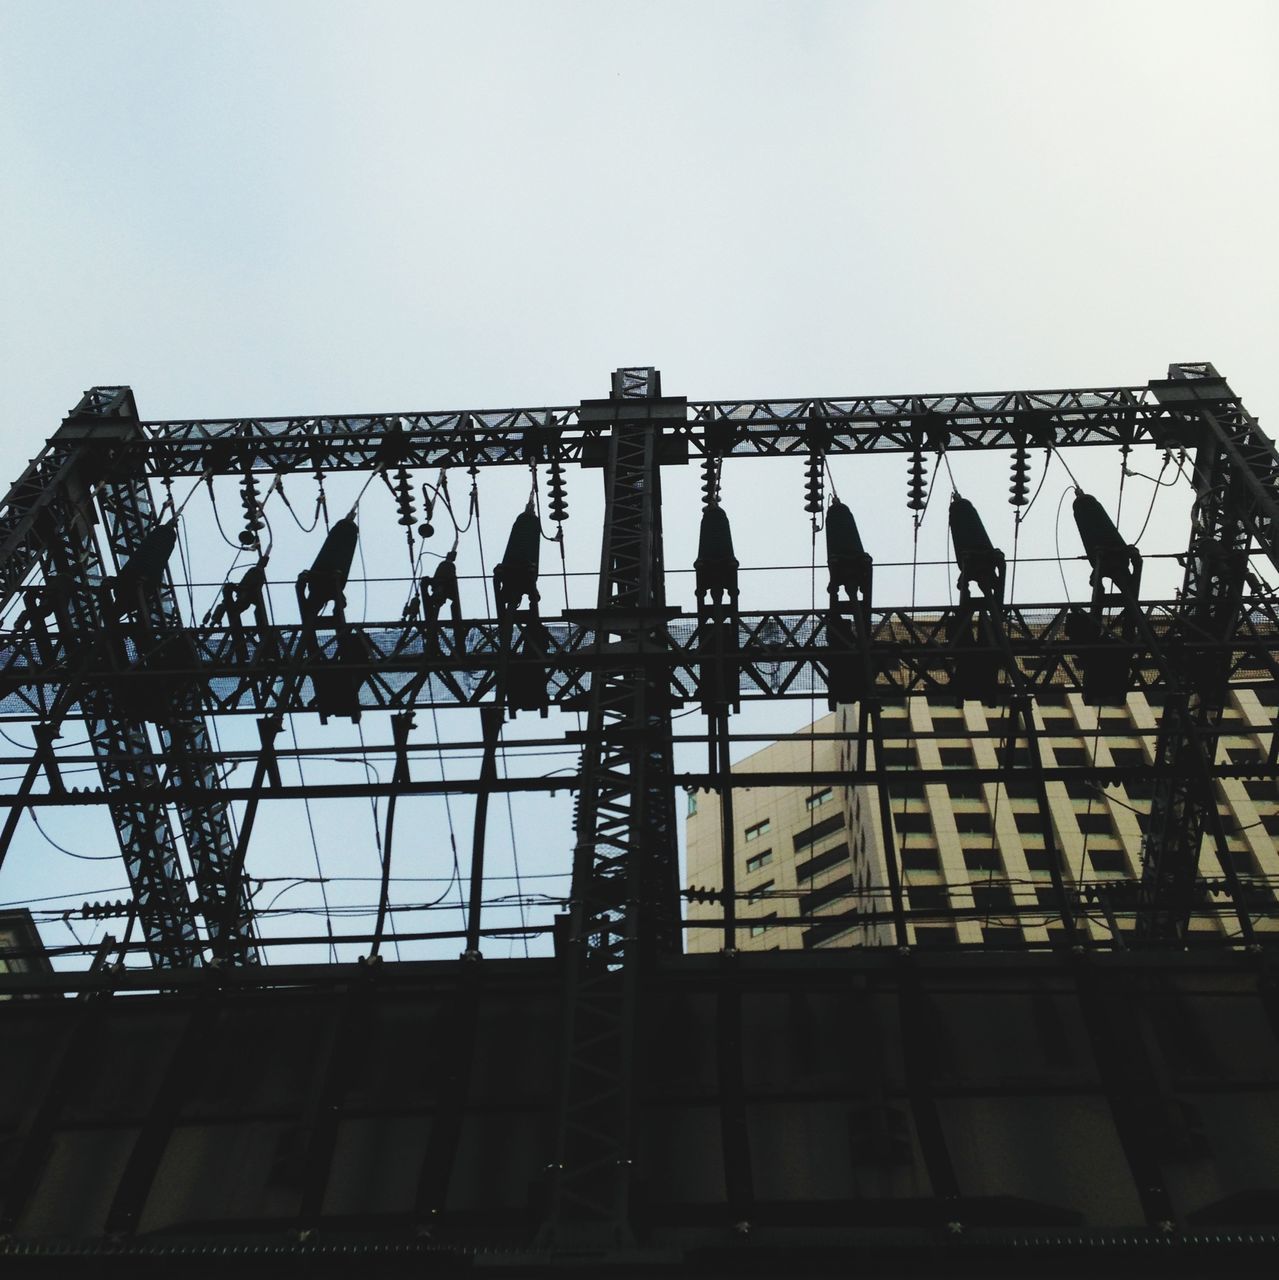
[539,369,682,1249]
[1140,364,1279,940]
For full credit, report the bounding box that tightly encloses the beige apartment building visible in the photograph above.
[685,687,1279,952]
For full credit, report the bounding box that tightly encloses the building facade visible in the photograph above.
[685,687,1279,951]
[0,909,51,981]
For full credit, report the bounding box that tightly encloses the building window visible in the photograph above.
[749,914,776,938]
[890,777,926,799]
[999,746,1034,770]
[894,812,933,835]
[744,819,771,842]
[747,879,775,903]
[796,843,849,881]
[901,846,939,871]
[793,813,845,850]
[948,781,982,801]
[1089,848,1126,873]
[745,849,773,874]
[1110,747,1152,799]
[799,875,853,914]
[963,847,1001,872]
[805,788,834,811]
[973,884,1015,914]
[1077,812,1115,837]
[1015,810,1047,834]
[686,791,698,817]
[1054,747,1089,766]
[954,811,992,835]
[1024,847,1055,872]
[1244,779,1279,803]
[1225,848,1256,875]
[909,885,947,913]
[939,746,975,767]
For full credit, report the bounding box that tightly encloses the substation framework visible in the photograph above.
[2,362,1279,1257]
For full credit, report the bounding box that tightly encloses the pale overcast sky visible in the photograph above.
[2,1,1277,961]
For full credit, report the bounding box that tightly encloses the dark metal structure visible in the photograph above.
[1,363,1278,1272]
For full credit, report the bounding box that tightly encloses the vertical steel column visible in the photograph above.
[1140,364,1279,940]
[27,391,202,967]
[95,449,258,964]
[540,368,682,1248]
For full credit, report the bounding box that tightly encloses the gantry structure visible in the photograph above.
[1,362,1279,1266]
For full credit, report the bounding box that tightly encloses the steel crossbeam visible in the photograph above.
[2,601,1276,719]
[125,380,1193,477]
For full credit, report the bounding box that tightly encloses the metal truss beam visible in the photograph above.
[3,600,1275,718]
[124,378,1202,477]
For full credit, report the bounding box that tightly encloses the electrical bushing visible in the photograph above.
[1073,490,1142,594]
[117,521,178,594]
[297,516,359,626]
[495,507,542,616]
[949,495,1005,604]
[695,503,739,606]
[825,499,872,605]
[310,517,359,589]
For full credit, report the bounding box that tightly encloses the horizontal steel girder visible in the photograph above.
[1,600,1276,719]
[114,380,1217,475]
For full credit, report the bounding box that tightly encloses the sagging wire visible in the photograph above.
[1127,453,1174,547]
[30,811,117,861]
[276,473,326,533]
[1053,484,1075,604]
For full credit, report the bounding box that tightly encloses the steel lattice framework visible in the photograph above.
[2,362,1279,1253]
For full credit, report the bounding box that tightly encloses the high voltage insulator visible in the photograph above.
[701,455,717,508]
[392,467,416,528]
[81,898,131,920]
[239,467,263,548]
[803,454,824,515]
[1009,441,1031,507]
[547,458,568,524]
[907,448,928,511]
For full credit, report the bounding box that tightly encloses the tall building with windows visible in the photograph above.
[684,687,1279,952]
[0,909,52,981]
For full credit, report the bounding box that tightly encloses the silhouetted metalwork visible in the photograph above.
[2,362,1279,1268]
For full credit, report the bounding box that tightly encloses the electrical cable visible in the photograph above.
[469,470,530,957]
[1053,484,1074,604]
[360,719,402,962]
[1129,455,1172,547]
[29,811,118,860]
[287,712,338,964]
